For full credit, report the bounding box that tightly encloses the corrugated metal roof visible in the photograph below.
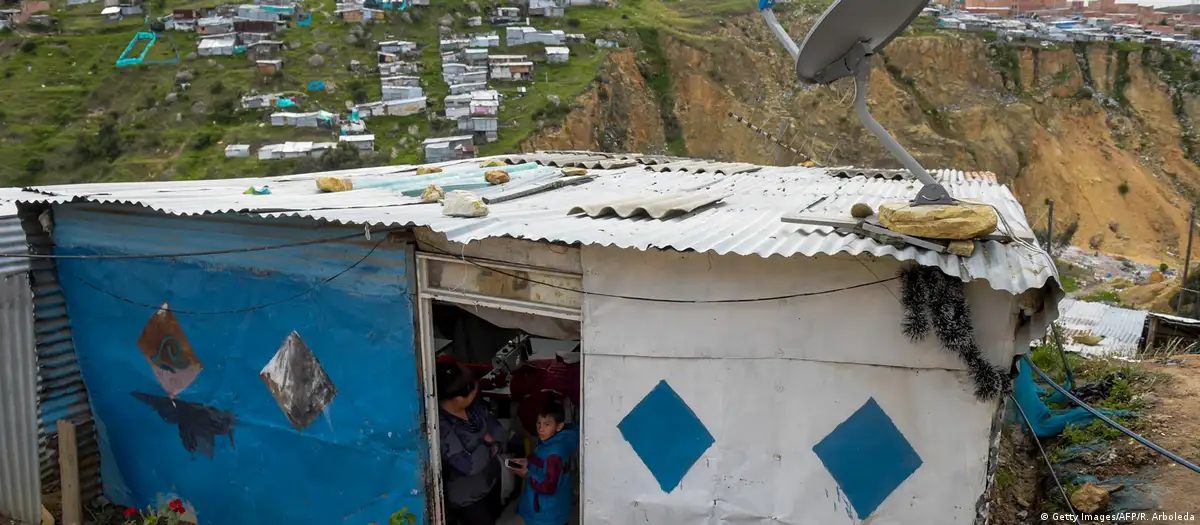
[0,153,1059,296]
[1052,298,1149,358]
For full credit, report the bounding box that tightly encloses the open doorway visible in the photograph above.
[414,250,585,525]
[430,303,582,525]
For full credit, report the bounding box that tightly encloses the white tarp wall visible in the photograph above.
[580,247,1018,525]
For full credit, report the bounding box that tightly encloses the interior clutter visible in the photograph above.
[898,265,1008,401]
[433,302,582,525]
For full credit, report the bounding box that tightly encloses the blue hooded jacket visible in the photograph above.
[518,425,579,525]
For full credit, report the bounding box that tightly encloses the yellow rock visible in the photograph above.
[420,184,445,203]
[1150,271,1165,283]
[877,202,998,240]
[562,167,588,176]
[315,176,353,193]
[416,166,443,175]
[1069,482,1114,514]
[41,505,53,525]
[947,240,975,257]
[479,159,507,168]
[485,170,510,185]
[1072,334,1105,346]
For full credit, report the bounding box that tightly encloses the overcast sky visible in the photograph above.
[1121,0,1197,6]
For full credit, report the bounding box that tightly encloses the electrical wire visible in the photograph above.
[420,243,899,303]
[1009,393,1080,520]
[0,230,396,260]
[1022,354,1200,475]
[75,238,386,315]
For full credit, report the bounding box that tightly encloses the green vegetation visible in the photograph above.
[988,43,1022,94]
[1080,289,1122,305]
[1118,181,1130,195]
[881,53,955,138]
[1,0,762,184]
[1112,46,1132,107]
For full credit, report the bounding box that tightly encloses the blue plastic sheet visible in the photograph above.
[276,98,297,108]
[307,80,326,91]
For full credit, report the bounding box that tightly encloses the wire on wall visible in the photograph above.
[419,243,898,304]
[75,238,387,315]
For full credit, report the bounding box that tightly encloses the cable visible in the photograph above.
[0,230,396,260]
[75,238,386,315]
[1023,355,1200,475]
[1009,393,1080,520]
[420,243,898,303]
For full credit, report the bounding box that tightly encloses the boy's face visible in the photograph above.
[536,414,565,441]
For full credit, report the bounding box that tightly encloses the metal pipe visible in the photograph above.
[853,63,935,186]
[760,9,799,61]
[1023,355,1200,475]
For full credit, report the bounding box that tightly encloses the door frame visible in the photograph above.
[415,250,584,525]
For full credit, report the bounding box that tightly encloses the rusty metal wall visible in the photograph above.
[19,205,102,501]
[0,209,42,523]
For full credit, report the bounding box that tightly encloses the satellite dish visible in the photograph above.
[757,0,954,206]
[795,0,929,85]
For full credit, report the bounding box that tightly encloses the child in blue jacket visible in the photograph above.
[510,398,578,525]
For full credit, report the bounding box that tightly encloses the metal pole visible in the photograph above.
[1183,204,1195,288]
[775,121,789,166]
[1047,199,1055,258]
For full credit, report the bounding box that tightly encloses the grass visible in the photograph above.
[1080,289,1122,305]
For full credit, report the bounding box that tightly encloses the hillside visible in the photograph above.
[7,1,1200,269]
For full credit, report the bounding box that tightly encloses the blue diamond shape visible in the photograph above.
[812,398,922,519]
[618,380,714,493]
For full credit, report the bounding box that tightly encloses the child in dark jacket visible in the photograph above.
[510,399,578,525]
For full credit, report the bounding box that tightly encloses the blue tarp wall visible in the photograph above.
[49,204,426,525]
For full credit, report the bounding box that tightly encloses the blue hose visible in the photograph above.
[1022,355,1200,474]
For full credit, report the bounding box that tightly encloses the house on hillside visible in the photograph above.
[197,34,238,56]
[382,84,423,101]
[338,134,375,152]
[529,0,566,17]
[270,111,339,127]
[354,97,427,118]
[0,154,1062,525]
[489,59,534,81]
[379,40,418,55]
[463,47,489,66]
[246,39,282,59]
[468,33,500,47]
[545,46,569,64]
[422,135,475,161]
[440,37,469,52]
[167,8,199,30]
[488,5,520,24]
[256,59,282,73]
[197,16,233,34]
[240,92,284,109]
[380,61,421,75]
[224,144,251,157]
[448,81,487,95]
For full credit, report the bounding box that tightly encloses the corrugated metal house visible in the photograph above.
[448,81,487,95]
[489,61,534,81]
[256,59,282,73]
[380,61,421,75]
[462,47,489,66]
[224,144,251,157]
[381,75,421,87]
[270,111,338,128]
[354,97,428,118]
[236,4,279,21]
[246,39,282,59]
[379,40,418,55]
[257,141,337,159]
[506,26,565,45]
[439,38,469,52]
[383,85,424,101]
[241,92,283,109]
[468,33,500,47]
[196,16,233,34]
[545,46,569,64]
[421,135,475,162]
[441,63,488,85]
[197,34,238,56]
[338,134,375,152]
[233,18,279,34]
[488,5,520,24]
[0,155,1062,525]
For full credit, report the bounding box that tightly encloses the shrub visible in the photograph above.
[567,18,581,27]
[1118,181,1130,195]
[19,40,37,53]
[1161,263,1170,273]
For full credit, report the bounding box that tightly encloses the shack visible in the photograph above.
[382,84,424,101]
[545,46,569,64]
[0,156,1061,525]
[224,144,251,157]
[270,111,338,127]
[354,97,427,118]
[421,135,475,162]
[337,134,375,152]
[196,16,233,34]
[489,60,534,81]
[256,59,282,73]
[197,34,238,56]
[379,40,418,55]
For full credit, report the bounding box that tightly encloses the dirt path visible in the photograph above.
[1132,356,1200,523]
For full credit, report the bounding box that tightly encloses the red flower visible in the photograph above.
[123,508,136,517]
[168,499,185,513]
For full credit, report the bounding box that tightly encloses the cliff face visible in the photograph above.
[524,13,1200,265]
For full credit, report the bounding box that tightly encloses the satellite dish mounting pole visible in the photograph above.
[757,0,955,206]
[843,42,954,205]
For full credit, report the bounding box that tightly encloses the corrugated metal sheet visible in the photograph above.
[568,189,733,219]
[1053,298,1149,357]
[0,153,1059,296]
[19,206,102,500]
[0,272,42,524]
[1,202,28,276]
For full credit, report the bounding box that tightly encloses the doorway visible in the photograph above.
[415,251,584,525]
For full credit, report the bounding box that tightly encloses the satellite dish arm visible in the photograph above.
[758,0,800,61]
